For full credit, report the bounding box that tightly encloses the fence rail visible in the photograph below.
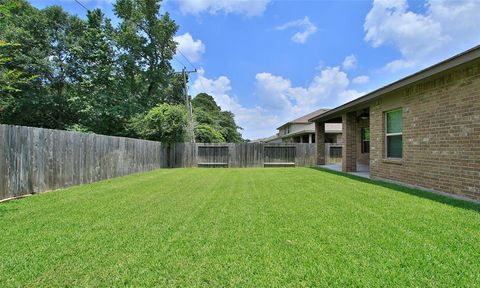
[0,125,319,201]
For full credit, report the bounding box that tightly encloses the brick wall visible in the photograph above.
[370,60,480,200]
[315,122,326,165]
[342,112,357,172]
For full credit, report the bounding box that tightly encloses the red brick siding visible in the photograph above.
[370,60,480,200]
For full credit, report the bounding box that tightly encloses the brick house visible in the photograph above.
[310,46,480,200]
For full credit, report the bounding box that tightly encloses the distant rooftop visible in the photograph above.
[277,108,329,129]
[251,134,280,143]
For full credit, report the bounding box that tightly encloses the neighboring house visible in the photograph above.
[270,108,342,144]
[310,45,480,200]
[253,134,282,143]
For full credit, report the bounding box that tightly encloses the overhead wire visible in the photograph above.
[177,50,197,71]
[73,0,89,11]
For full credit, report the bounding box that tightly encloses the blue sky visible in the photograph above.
[30,0,480,139]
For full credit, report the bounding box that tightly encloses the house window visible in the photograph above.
[385,109,403,158]
[361,128,370,153]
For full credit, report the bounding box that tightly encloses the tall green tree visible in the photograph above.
[0,0,49,125]
[0,0,85,128]
[192,93,243,143]
[42,6,86,128]
[114,0,182,109]
[0,41,36,111]
[71,9,126,135]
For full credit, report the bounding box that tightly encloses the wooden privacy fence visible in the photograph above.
[0,125,318,201]
[0,125,163,201]
[197,146,229,167]
[167,143,316,168]
[325,143,342,164]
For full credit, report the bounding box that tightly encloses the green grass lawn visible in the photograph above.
[1,168,479,287]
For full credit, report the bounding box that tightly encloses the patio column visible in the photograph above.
[315,122,325,165]
[342,112,357,172]
[308,133,312,144]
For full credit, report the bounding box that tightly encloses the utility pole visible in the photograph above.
[181,67,196,143]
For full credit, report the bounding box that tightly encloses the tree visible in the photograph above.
[217,111,243,143]
[114,0,182,109]
[0,41,36,112]
[0,0,51,125]
[130,103,187,143]
[192,93,243,143]
[192,93,221,112]
[195,124,225,143]
[0,0,85,128]
[0,0,190,140]
[73,8,127,135]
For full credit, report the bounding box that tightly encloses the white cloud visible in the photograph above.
[191,68,232,109]
[383,59,415,71]
[364,0,480,71]
[342,55,357,70]
[173,33,205,63]
[352,75,370,84]
[191,61,364,139]
[176,0,271,16]
[254,73,294,111]
[191,69,279,140]
[276,16,317,44]
[255,67,363,117]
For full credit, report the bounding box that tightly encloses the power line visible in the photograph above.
[177,50,197,71]
[172,57,187,68]
[73,0,89,11]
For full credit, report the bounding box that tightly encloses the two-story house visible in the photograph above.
[264,109,342,144]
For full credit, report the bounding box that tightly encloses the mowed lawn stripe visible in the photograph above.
[0,168,479,287]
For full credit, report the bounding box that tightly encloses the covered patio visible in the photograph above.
[311,107,371,178]
[321,163,370,179]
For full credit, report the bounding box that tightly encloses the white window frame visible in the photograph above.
[385,108,403,159]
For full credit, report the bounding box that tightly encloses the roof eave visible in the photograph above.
[309,44,480,123]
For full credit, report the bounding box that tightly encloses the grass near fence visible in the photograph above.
[1,168,479,286]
